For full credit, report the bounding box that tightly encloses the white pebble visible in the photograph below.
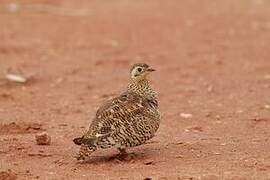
[180,113,193,118]
[264,104,270,109]
[6,74,27,83]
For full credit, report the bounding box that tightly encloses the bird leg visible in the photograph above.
[115,147,129,160]
[118,147,127,155]
[115,148,137,161]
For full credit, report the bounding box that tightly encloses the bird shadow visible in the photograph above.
[75,151,148,165]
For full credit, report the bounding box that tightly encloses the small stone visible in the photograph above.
[207,85,213,92]
[236,110,244,113]
[180,113,193,118]
[143,160,154,165]
[6,3,20,13]
[35,132,51,145]
[263,74,270,80]
[6,74,27,83]
[175,155,183,158]
[264,104,270,109]
[205,112,211,117]
[189,126,203,132]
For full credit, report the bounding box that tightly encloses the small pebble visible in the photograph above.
[207,85,213,92]
[205,112,211,117]
[35,132,51,145]
[263,74,270,79]
[180,113,193,118]
[6,3,20,13]
[143,160,154,165]
[264,104,270,109]
[144,178,152,180]
[175,155,183,158]
[236,110,244,113]
[6,74,27,83]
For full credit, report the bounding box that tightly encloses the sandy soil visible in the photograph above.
[0,0,270,179]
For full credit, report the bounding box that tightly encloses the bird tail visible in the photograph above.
[73,137,83,145]
[73,137,95,146]
[76,144,97,160]
[73,136,97,160]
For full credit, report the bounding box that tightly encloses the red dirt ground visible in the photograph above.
[0,0,270,179]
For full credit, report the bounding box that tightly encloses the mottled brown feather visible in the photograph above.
[74,63,160,159]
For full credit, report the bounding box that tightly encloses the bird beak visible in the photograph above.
[147,68,156,72]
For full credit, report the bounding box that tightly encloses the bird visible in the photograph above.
[73,63,161,160]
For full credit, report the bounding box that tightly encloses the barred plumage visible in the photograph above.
[73,63,161,160]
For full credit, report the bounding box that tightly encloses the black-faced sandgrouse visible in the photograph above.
[73,63,161,160]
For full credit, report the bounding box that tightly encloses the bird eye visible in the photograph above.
[137,68,142,72]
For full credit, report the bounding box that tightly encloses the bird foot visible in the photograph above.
[114,148,136,161]
[115,153,137,162]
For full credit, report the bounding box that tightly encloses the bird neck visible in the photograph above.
[127,79,157,100]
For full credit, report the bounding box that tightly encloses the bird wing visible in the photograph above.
[82,91,146,141]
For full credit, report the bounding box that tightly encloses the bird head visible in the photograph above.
[129,63,156,80]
